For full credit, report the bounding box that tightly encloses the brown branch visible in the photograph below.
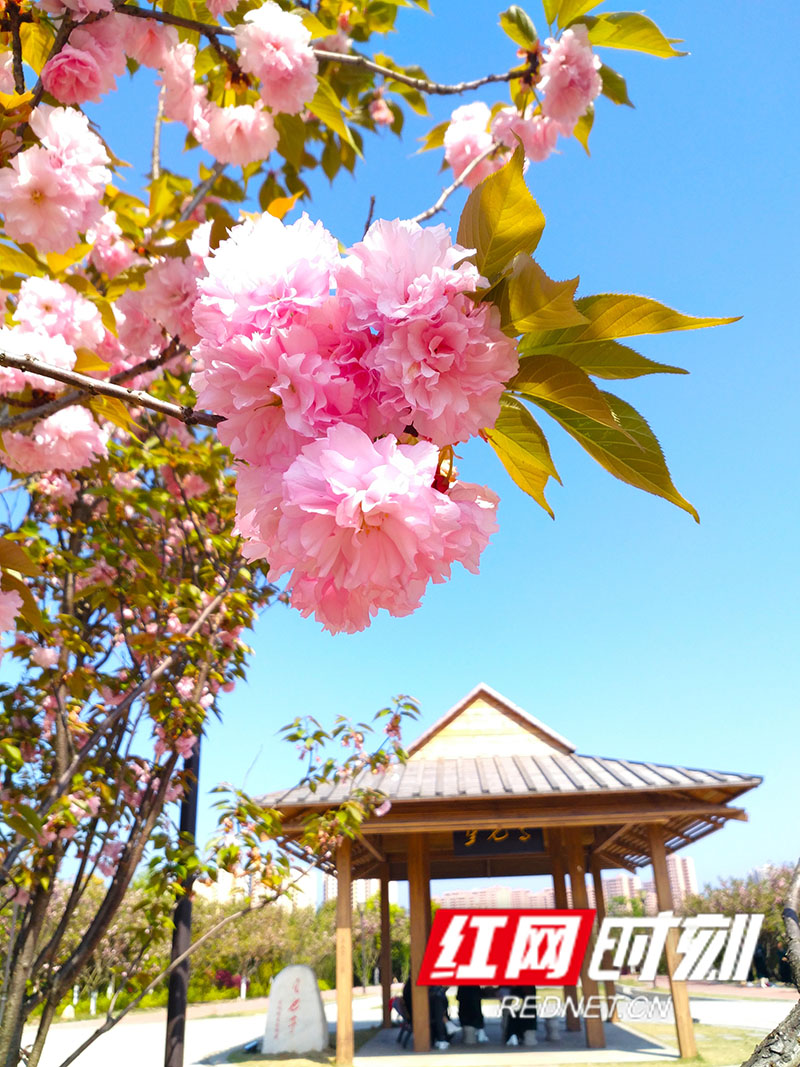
[7,3,25,95]
[0,340,186,433]
[151,84,165,182]
[179,160,225,222]
[0,350,221,429]
[362,195,376,238]
[408,144,499,224]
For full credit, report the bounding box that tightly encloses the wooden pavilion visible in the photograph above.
[264,684,762,1064]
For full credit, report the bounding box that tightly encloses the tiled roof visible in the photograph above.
[260,751,761,808]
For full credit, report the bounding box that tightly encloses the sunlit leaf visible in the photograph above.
[535,392,699,520]
[556,0,606,28]
[457,147,545,279]
[599,64,634,107]
[267,191,303,220]
[581,12,687,58]
[511,353,620,428]
[523,338,686,379]
[500,256,587,333]
[499,6,538,49]
[573,105,593,154]
[0,538,40,577]
[418,119,449,152]
[0,245,43,276]
[486,396,559,517]
[307,80,359,152]
[20,21,55,75]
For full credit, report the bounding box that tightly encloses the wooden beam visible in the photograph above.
[648,825,697,1059]
[408,835,430,1053]
[590,854,617,1021]
[359,834,386,864]
[380,861,393,1028]
[335,839,353,1066]
[549,830,580,1033]
[280,798,748,835]
[591,848,638,874]
[564,830,605,1050]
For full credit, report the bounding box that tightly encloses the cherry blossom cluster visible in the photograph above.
[191,213,518,633]
[38,2,318,168]
[444,25,602,187]
[0,105,111,253]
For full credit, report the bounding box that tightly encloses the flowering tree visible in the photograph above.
[0,0,747,1063]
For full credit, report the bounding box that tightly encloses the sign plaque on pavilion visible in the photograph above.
[263,683,762,1065]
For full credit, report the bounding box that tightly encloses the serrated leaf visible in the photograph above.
[556,0,606,27]
[0,245,44,277]
[307,80,358,153]
[418,119,449,152]
[486,396,559,517]
[499,6,538,49]
[522,293,739,350]
[500,256,587,333]
[599,64,634,107]
[523,338,686,379]
[535,392,699,520]
[0,538,40,577]
[20,21,56,75]
[457,147,545,280]
[573,105,593,154]
[512,353,620,429]
[581,12,687,58]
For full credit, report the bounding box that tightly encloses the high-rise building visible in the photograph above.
[640,853,697,912]
[322,873,398,908]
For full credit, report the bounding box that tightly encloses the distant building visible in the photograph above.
[322,873,398,908]
[194,863,320,910]
[641,853,697,913]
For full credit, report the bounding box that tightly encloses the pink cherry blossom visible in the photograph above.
[31,646,60,668]
[160,42,208,136]
[235,1,318,115]
[0,590,22,632]
[491,107,559,163]
[38,0,113,17]
[41,45,105,104]
[32,472,79,504]
[443,102,504,188]
[144,256,205,345]
[0,146,85,252]
[337,218,483,327]
[86,211,139,278]
[193,212,340,345]
[0,53,14,95]
[369,96,394,127]
[264,424,491,632]
[206,0,239,14]
[15,277,105,350]
[120,15,179,69]
[2,406,108,473]
[538,25,602,131]
[198,103,277,166]
[366,299,518,444]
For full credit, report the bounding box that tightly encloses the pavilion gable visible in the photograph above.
[407,682,575,760]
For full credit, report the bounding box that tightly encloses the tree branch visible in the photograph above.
[0,350,221,429]
[0,340,186,433]
[783,858,800,992]
[408,144,499,224]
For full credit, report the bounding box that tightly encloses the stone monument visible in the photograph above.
[261,964,328,1056]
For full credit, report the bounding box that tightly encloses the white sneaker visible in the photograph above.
[476,1029,489,1043]
[506,1034,519,1046]
[434,1041,450,1050]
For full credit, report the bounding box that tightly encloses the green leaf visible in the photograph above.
[274,113,307,171]
[511,354,620,428]
[542,0,559,24]
[418,119,449,152]
[0,538,40,577]
[0,740,23,772]
[521,293,739,349]
[486,396,559,517]
[535,392,699,521]
[599,64,634,107]
[556,0,605,28]
[0,245,44,277]
[499,6,538,49]
[501,256,587,333]
[573,105,593,154]
[457,147,545,280]
[307,80,359,153]
[0,572,43,629]
[523,338,687,379]
[6,803,43,840]
[581,13,687,58]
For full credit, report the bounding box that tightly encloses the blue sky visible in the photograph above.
[48,2,800,894]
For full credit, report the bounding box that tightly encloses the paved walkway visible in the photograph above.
[354,1018,678,1067]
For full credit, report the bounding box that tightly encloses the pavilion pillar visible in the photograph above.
[549,830,580,1032]
[590,856,618,1022]
[648,825,697,1059]
[564,830,605,1049]
[335,839,354,1066]
[379,861,393,1028]
[408,834,431,1053]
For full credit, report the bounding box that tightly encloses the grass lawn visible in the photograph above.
[225,1026,380,1065]
[618,1019,765,1066]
